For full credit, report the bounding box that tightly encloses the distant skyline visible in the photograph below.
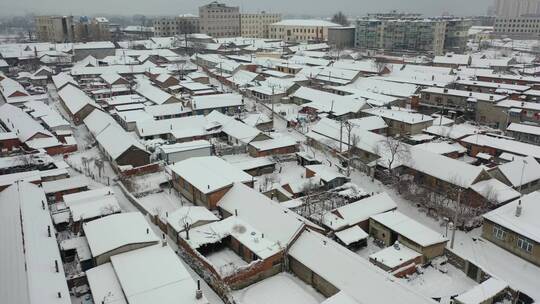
[0,0,494,17]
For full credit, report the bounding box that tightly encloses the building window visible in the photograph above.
[493,225,506,240]
[517,237,533,253]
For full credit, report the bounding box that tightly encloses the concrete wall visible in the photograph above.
[482,219,540,267]
[288,256,339,298]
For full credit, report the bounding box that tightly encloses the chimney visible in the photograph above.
[195,280,203,299]
[489,95,494,101]
[515,200,522,217]
[443,88,448,93]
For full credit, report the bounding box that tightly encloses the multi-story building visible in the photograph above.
[493,15,540,39]
[35,15,110,42]
[73,17,111,42]
[355,17,471,55]
[494,0,540,18]
[153,14,200,37]
[240,12,281,38]
[199,1,240,38]
[355,18,447,55]
[35,15,75,43]
[442,18,473,53]
[269,19,340,42]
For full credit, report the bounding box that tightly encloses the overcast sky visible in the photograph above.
[0,0,493,17]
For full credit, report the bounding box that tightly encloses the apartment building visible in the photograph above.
[35,16,110,42]
[494,15,540,39]
[199,1,240,38]
[442,18,473,53]
[269,19,340,42]
[355,19,447,55]
[494,0,540,18]
[240,12,282,38]
[73,17,111,42]
[35,15,75,43]
[153,14,200,37]
[355,18,471,55]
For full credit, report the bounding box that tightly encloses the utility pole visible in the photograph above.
[339,118,343,153]
[450,189,461,249]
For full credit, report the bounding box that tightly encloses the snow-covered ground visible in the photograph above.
[399,264,477,300]
[233,272,325,304]
[206,248,249,277]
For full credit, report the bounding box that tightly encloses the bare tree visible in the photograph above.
[331,12,350,26]
[375,136,411,184]
[95,158,104,178]
[180,208,194,240]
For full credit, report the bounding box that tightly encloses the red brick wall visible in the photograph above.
[0,138,21,152]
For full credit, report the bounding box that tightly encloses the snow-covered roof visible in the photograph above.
[424,123,484,140]
[205,110,262,144]
[96,123,148,160]
[289,230,437,304]
[273,19,340,27]
[60,236,91,261]
[370,210,448,247]
[433,53,470,65]
[42,176,88,194]
[217,183,305,247]
[84,212,160,258]
[100,72,125,85]
[352,77,418,98]
[362,107,433,124]
[25,100,69,129]
[347,116,388,131]
[249,136,297,151]
[73,41,115,50]
[484,191,540,243]
[334,193,397,226]
[136,82,176,105]
[86,263,128,304]
[67,195,121,221]
[166,206,219,233]
[421,87,507,102]
[57,84,99,115]
[496,99,540,111]
[415,141,467,155]
[169,156,253,194]
[83,109,117,137]
[110,244,208,304]
[335,226,368,245]
[0,104,53,142]
[159,140,212,154]
[241,112,272,127]
[495,156,540,187]
[0,182,70,304]
[52,72,78,90]
[369,242,422,269]
[455,79,529,92]
[454,277,508,304]
[470,179,520,206]
[192,93,243,111]
[462,134,540,160]
[294,87,367,117]
[506,123,540,136]
[305,164,347,183]
[0,77,28,98]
